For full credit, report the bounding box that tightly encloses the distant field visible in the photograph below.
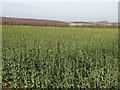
[1,17,118,28]
[2,25,118,88]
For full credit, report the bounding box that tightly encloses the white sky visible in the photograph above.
[1,0,119,22]
[1,0,119,2]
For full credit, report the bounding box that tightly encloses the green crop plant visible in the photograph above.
[2,25,119,89]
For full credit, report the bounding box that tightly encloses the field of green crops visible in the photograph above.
[2,25,119,89]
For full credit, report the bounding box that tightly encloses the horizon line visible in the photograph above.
[1,16,118,23]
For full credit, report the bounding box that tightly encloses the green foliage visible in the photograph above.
[2,25,119,89]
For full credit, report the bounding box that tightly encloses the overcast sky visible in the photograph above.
[1,1,118,22]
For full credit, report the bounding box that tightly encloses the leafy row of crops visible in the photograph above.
[2,25,119,89]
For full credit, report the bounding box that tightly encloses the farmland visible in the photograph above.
[1,17,118,28]
[2,25,118,89]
